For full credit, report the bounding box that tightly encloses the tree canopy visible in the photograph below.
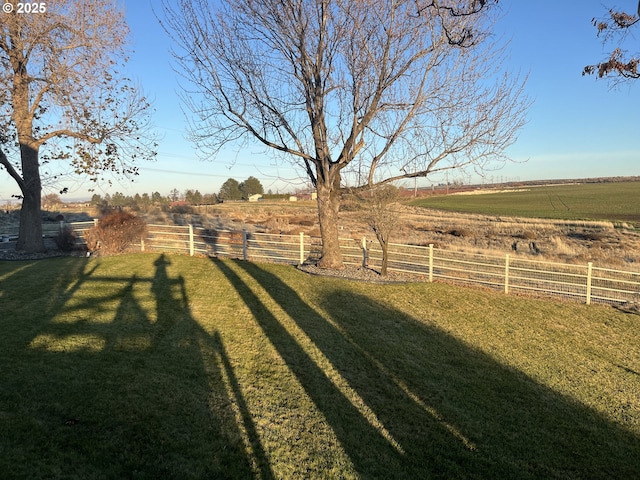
[162,0,529,268]
[583,2,640,83]
[218,178,243,201]
[218,176,265,200]
[239,176,264,199]
[0,0,155,252]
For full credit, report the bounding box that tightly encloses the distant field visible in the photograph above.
[411,182,640,224]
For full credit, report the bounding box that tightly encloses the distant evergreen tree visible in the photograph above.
[239,176,264,199]
[219,178,243,200]
[185,189,203,204]
[169,188,181,202]
[140,193,151,211]
[90,194,103,206]
[151,192,164,205]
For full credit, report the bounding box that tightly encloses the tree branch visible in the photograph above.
[0,146,25,193]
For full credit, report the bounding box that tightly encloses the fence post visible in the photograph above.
[362,236,368,267]
[428,244,434,282]
[504,254,510,294]
[299,232,305,265]
[242,229,248,261]
[141,237,145,252]
[586,262,593,305]
[189,224,194,257]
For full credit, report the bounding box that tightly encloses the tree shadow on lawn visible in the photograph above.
[0,255,273,479]
[218,259,640,479]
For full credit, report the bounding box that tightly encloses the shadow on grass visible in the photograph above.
[2,256,639,478]
[217,259,640,479]
[0,255,273,479]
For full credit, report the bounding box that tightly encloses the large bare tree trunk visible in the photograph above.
[12,59,45,252]
[16,143,44,252]
[315,171,343,269]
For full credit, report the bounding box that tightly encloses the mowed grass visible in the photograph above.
[1,253,639,479]
[411,181,640,224]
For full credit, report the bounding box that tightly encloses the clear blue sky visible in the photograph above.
[0,0,638,203]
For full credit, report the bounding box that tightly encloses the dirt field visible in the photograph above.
[2,200,640,269]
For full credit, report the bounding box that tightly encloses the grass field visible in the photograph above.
[411,182,640,224]
[1,254,639,479]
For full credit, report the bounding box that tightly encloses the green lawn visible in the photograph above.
[1,254,639,479]
[411,181,640,224]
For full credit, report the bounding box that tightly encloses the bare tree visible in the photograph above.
[41,193,62,211]
[359,185,400,276]
[161,0,529,268]
[0,0,155,252]
[583,2,640,83]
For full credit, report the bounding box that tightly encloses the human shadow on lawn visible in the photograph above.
[0,255,272,479]
[218,259,640,479]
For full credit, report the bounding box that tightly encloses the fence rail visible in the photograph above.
[3,222,639,307]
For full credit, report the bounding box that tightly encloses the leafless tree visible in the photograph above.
[161,0,529,268]
[359,185,400,276]
[0,0,155,252]
[583,2,640,83]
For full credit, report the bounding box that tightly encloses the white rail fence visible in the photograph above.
[3,221,639,306]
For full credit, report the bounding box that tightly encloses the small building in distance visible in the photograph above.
[290,191,317,202]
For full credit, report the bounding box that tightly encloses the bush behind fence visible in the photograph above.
[5,221,640,306]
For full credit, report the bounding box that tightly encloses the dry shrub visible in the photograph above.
[170,204,194,215]
[54,224,77,252]
[549,236,578,258]
[85,211,147,255]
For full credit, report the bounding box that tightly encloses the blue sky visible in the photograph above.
[0,0,638,203]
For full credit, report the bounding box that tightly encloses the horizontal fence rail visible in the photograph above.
[3,221,640,307]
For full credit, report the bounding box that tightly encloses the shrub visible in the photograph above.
[54,224,77,252]
[170,204,194,215]
[84,211,147,255]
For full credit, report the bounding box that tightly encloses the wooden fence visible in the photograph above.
[3,221,640,306]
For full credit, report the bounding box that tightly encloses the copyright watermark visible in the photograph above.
[3,2,48,14]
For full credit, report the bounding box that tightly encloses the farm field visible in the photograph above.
[2,180,640,269]
[1,254,639,478]
[411,181,640,224]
